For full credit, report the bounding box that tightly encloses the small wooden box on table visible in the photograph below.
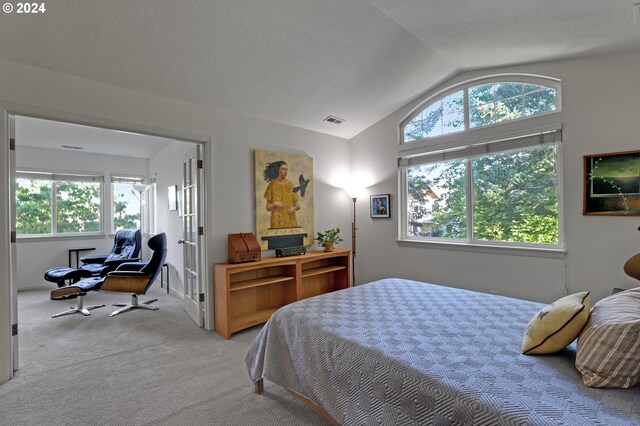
[214,249,351,339]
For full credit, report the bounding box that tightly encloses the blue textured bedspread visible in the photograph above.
[246,278,640,425]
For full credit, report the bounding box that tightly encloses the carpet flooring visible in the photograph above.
[0,286,327,425]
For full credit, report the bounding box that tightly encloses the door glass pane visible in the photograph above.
[185,187,191,215]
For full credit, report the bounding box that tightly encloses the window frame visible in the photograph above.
[15,169,105,239]
[400,74,562,145]
[397,74,565,256]
[110,174,145,234]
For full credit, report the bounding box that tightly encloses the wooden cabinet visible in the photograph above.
[214,249,350,339]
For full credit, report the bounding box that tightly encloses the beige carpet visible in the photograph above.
[0,286,327,425]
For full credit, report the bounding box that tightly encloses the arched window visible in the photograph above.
[398,75,563,252]
[402,78,559,143]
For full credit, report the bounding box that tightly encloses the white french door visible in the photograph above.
[0,109,16,384]
[181,146,203,326]
[9,115,17,372]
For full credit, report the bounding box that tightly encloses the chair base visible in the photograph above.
[108,294,158,317]
[52,294,105,318]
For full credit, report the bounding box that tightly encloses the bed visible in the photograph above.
[245,278,640,425]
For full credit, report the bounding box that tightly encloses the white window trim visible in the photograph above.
[398,133,564,253]
[400,73,562,145]
[396,238,566,259]
[110,174,145,234]
[110,174,145,184]
[16,168,105,239]
[397,74,564,255]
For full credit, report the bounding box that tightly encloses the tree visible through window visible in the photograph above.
[403,81,557,143]
[15,172,103,236]
[111,177,143,232]
[56,181,101,233]
[15,177,52,235]
[406,146,558,244]
[407,160,467,239]
[400,75,562,248]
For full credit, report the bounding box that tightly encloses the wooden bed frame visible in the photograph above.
[254,378,338,425]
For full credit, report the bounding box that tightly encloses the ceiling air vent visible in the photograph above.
[324,116,345,125]
[61,145,84,150]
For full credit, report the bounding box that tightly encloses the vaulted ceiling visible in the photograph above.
[1,0,639,140]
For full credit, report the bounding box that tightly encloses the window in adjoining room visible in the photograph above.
[16,171,103,236]
[399,75,562,250]
[111,175,144,233]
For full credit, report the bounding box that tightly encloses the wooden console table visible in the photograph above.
[214,249,351,339]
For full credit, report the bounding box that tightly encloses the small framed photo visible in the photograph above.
[370,194,390,218]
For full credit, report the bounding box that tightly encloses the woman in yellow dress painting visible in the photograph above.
[263,161,300,228]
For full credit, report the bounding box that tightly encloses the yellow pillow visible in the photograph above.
[522,292,590,355]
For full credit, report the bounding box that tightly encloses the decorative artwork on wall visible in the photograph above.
[370,194,390,218]
[254,149,314,250]
[584,150,640,216]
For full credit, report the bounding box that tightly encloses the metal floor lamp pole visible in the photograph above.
[351,197,356,286]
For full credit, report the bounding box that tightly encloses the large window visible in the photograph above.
[404,142,559,245]
[111,175,144,233]
[16,171,103,236]
[400,75,562,249]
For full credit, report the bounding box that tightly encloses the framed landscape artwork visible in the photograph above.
[584,150,640,216]
[254,149,314,250]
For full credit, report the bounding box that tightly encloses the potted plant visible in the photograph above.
[315,228,343,252]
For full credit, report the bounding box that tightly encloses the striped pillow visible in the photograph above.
[576,288,640,388]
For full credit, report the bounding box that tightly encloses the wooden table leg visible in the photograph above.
[254,379,264,394]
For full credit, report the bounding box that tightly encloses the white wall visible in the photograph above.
[350,49,640,304]
[15,146,148,290]
[148,140,196,296]
[209,115,351,264]
[0,58,351,334]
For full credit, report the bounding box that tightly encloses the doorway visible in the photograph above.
[4,112,210,378]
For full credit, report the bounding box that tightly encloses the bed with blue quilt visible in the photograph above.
[246,278,640,425]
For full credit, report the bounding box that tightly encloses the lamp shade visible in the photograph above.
[624,253,640,281]
[343,183,363,199]
[131,184,148,193]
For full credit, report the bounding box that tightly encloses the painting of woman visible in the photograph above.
[254,150,314,250]
[263,160,300,228]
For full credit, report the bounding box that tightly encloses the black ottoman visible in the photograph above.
[44,267,92,288]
